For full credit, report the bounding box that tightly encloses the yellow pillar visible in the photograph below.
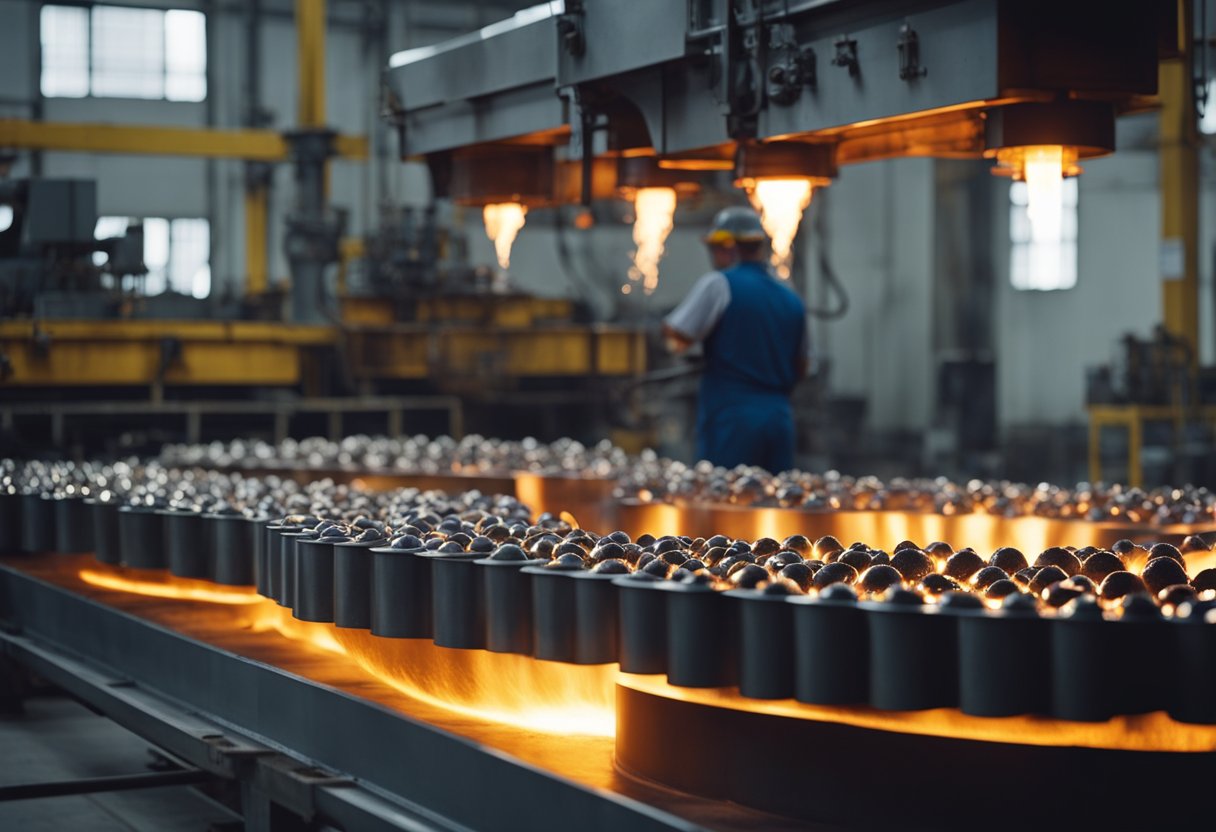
[245,185,269,295]
[1159,3,1199,358]
[296,0,326,128]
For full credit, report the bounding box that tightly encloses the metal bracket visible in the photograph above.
[832,36,859,77]
[898,23,928,80]
[767,46,817,105]
[557,0,586,58]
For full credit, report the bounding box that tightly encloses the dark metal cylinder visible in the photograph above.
[1170,613,1216,724]
[866,606,958,711]
[573,573,620,665]
[20,494,56,553]
[208,514,260,586]
[54,497,94,554]
[117,507,166,569]
[429,554,486,649]
[162,511,210,579]
[1113,618,1170,716]
[727,590,795,700]
[1050,615,1118,722]
[666,583,737,688]
[790,598,868,705]
[89,500,122,566]
[370,547,433,639]
[613,575,669,675]
[956,609,1050,717]
[294,537,336,622]
[333,540,377,629]
[278,531,312,608]
[0,491,21,553]
[525,566,579,662]
[260,523,291,599]
[477,558,544,654]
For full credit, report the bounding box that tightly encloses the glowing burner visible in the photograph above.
[483,202,528,271]
[627,187,677,295]
[747,178,814,280]
[734,141,836,280]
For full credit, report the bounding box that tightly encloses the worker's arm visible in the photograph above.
[663,271,731,354]
[662,322,695,354]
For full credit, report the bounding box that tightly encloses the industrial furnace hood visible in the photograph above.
[385,0,1172,188]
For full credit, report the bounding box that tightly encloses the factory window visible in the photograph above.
[41,5,206,102]
[1202,80,1216,135]
[1009,178,1078,291]
[95,216,211,298]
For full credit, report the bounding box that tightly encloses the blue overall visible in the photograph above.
[696,261,806,472]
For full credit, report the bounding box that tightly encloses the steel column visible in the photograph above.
[1159,2,1200,356]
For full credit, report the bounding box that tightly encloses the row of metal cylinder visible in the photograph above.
[258,523,1216,726]
[2,494,261,587]
[7,495,1216,727]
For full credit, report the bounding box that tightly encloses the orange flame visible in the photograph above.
[619,674,1216,753]
[253,604,616,736]
[748,179,813,280]
[79,568,263,605]
[483,202,528,270]
[81,565,616,736]
[1023,145,1065,240]
[628,187,677,295]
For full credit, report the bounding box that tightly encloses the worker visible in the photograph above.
[662,206,809,473]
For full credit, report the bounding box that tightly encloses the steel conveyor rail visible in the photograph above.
[0,630,457,832]
[0,564,705,832]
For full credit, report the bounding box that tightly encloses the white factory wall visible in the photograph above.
[0,1,36,121]
[0,0,39,181]
[992,113,1170,430]
[810,159,937,432]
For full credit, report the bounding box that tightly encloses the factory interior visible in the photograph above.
[4,0,1216,829]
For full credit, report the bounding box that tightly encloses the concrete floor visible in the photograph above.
[0,694,237,831]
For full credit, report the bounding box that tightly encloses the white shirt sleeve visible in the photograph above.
[664,271,732,342]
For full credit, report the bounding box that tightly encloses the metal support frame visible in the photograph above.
[0,120,367,162]
[283,130,342,323]
[0,769,212,802]
[297,0,328,130]
[0,566,702,832]
[0,629,447,832]
[245,163,274,296]
[0,320,334,388]
[1086,403,1216,485]
[1159,1,1200,358]
[0,395,465,445]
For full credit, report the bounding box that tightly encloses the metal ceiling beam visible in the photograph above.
[0,119,369,161]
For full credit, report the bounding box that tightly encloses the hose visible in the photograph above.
[806,192,849,320]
